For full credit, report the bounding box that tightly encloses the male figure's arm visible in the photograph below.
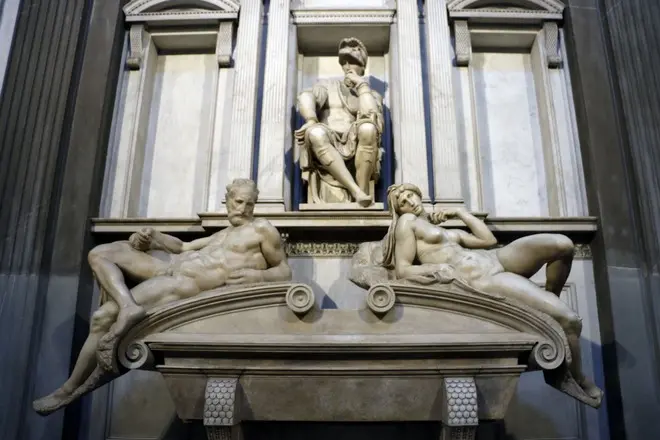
[131,228,217,253]
[226,219,292,285]
[297,83,328,123]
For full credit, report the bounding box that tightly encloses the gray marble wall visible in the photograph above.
[564,0,660,439]
[0,0,20,91]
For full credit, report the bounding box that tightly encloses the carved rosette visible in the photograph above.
[366,283,396,316]
[286,284,315,316]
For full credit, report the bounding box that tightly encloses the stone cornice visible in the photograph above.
[291,9,396,25]
[91,214,598,239]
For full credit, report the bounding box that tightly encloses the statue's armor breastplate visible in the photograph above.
[324,81,357,134]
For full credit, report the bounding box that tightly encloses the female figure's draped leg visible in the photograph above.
[473,272,603,400]
[496,233,575,296]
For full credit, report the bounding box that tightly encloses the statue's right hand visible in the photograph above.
[296,118,318,133]
[129,227,153,251]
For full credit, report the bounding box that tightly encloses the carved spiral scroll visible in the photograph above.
[530,339,563,371]
[285,284,315,316]
[119,340,155,370]
[367,284,396,316]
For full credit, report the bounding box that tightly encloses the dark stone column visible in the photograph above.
[564,0,660,439]
[0,1,124,439]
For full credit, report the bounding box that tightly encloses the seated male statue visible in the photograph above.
[33,178,292,415]
[381,183,603,402]
[295,37,384,206]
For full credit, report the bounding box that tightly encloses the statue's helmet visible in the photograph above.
[338,37,368,68]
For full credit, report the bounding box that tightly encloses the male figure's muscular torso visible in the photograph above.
[167,219,273,291]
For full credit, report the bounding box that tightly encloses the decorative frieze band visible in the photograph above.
[282,241,592,259]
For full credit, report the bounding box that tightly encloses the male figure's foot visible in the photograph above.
[113,305,147,338]
[33,387,74,416]
[354,190,372,207]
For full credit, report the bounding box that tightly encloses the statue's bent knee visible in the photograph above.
[307,126,336,166]
[307,125,329,145]
[557,311,582,335]
[90,309,115,332]
[553,235,575,256]
[88,241,130,264]
[357,122,378,144]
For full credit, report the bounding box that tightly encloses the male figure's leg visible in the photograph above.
[88,241,170,336]
[355,122,379,196]
[33,275,200,415]
[307,125,371,206]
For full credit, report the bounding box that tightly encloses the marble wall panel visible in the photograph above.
[103,53,232,217]
[471,52,549,217]
[141,54,217,217]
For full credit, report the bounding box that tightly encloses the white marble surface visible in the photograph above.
[290,257,368,310]
[549,32,589,217]
[471,52,549,217]
[141,54,217,217]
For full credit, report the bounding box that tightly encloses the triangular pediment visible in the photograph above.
[447,0,564,23]
[124,0,240,16]
[448,0,564,13]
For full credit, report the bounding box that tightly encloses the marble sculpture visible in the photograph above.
[295,37,384,207]
[33,178,292,415]
[350,182,604,406]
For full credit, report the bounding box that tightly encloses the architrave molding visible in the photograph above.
[291,9,396,25]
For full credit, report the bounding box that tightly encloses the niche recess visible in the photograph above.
[450,0,588,217]
[102,0,239,218]
[291,3,397,207]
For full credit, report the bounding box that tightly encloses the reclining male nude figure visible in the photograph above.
[383,183,603,403]
[33,179,292,415]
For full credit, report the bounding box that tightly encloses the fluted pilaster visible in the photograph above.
[425,0,463,207]
[256,0,294,211]
[395,0,430,202]
[218,0,263,204]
